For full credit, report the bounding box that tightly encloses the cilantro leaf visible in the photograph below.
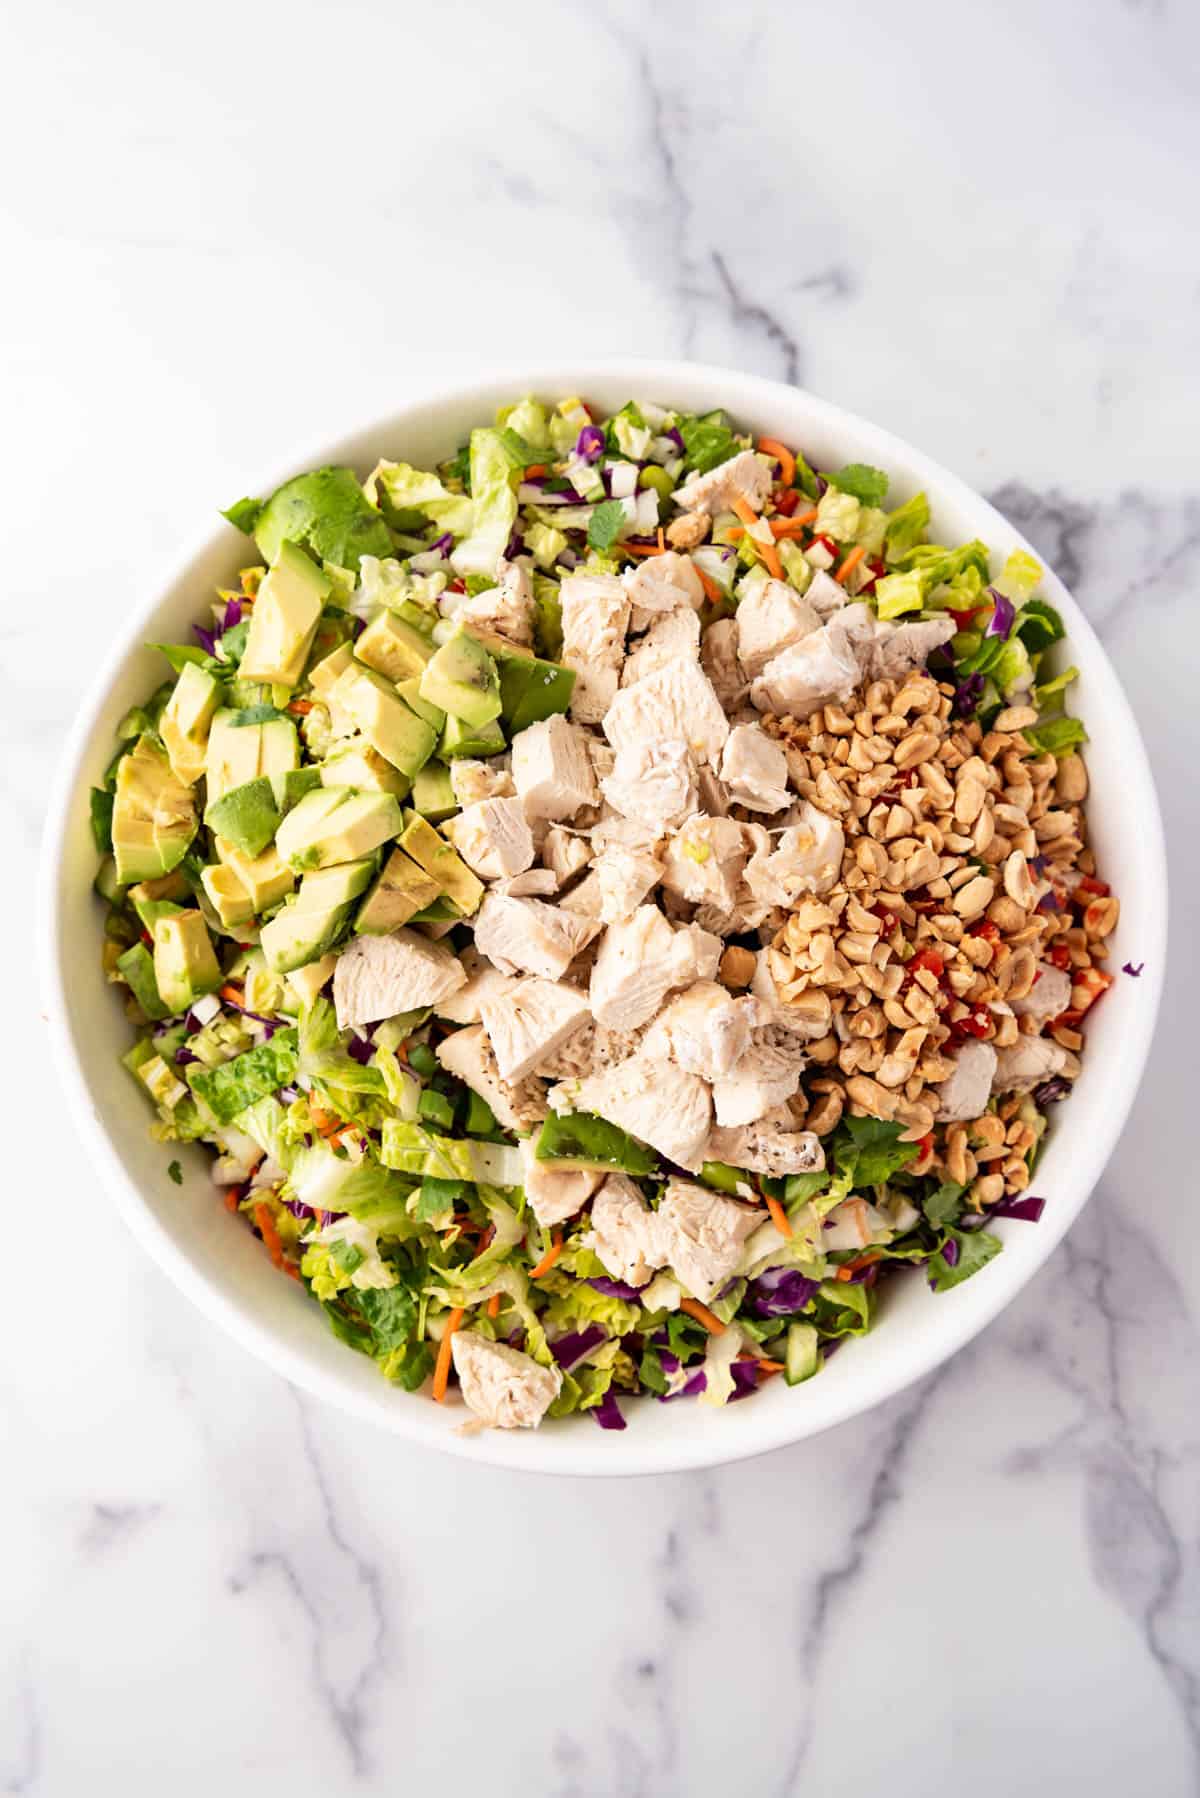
[828,463,889,507]
[922,1180,965,1229]
[587,500,627,551]
[833,1116,918,1187]
[167,1159,183,1186]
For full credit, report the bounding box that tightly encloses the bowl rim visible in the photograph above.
[37,358,1168,1477]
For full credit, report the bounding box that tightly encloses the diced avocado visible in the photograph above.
[408,896,463,923]
[152,908,222,1015]
[94,856,124,904]
[204,776,280,858]
[418,630,502,729]
[240,542,329,685]
[320,739,410,796]
[112,736,197,884]
[160,663,221,785]
[129,868,190,908]
[200,861,256,927]
[329,664,438,777]
[274,787,403,872]
[117,942,169,1020]
[253,467,393,573]
[501,657,576,731]
[272,766,322,814]
[355,849,441,934]
[398,813,484,916]
[215,840,295,913]
[284,952,336,1010]
[309,639,356,701]
[396,676,446,733]
[533,1111,659,1176]
[204,711,298,804]
[259,716,300,779]
[355,611,435,684]
[439,712,506,759]
[410,761,457,820]
[260,858,374,973]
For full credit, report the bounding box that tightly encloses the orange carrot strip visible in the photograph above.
[679,1296,727,1335]
[287,698,313,716]
[696,568,723,604]
[835,545,867,586]
[486,1293,501,1319]
[623,540,667,557]
[254,1201,284,1269]
[757,1358,786,1376]
[219,984,244,1005]
[764,1194,793,1239]
[528,1233,564,1279]
[770,510,819,537]
[657,526,666,553]
[524,463,547,479]
[757,436,796,488]
[432,1307,465,1403]
[835,1251,881,1282]
[732,496,784,579]
[224,1189,239,1213]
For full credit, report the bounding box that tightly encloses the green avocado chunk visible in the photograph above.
[418,630,502,729]
[355,849,441,934]
[329,665,438,777]
[259,858,375,973]
[398,813,484,915]
[112,735,197,885]
[152,908,222,1015]
[240,542,330,686]
[533,1111,659,1177]
[355,611,435,684]
[204,777,281,859]
[396,676,446,734]
[274,787,404,873]
[117,942,169,1020]
[439,713,506,760]
[409,761,457,820]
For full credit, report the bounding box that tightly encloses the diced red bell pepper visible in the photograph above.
[773,487,800,516]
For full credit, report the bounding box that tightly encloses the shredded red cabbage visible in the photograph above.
[576,424,606,462]
[192,622,219,656]
[749,1267,820,1318]
[590,1388,627,1430]
[430,531,454,556]
[659,1368,707,1402]
[1122,961,1144,977]
[223,597,243,630]
[941,1237,960,1268]
[503,527,525,560]
[220,993,284,1035]
[989,1195,1047,1223]
[1033,1075,1071,1106]
[951,672,985,718]
[587,1275,644,1301]
[175,1046,200,1066]
[729,1361,760,1402]
[346,1034,374,1066]
[985,587,1016,639]
[550,1323,607,1373]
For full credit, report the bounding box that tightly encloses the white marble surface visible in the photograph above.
[6,0,1200,1791]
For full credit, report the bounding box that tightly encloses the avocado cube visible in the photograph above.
[320,739,410,797]
[240,542,329,686]
[501,658,576,732]
[152,908,222,1015]
[329,664,438,777]
[215,840,295,913]
[439,712,506,759]
[260,858,375,974]
[396,676,446,733]
[160,662,221,786]
[117,942,169,1020]
[259,716,300,780]
[410,761,457,821]
[271,766,322,815]
[200,861,257,927]
[308,640,355,700]
[418,630,502,729]
[274,786,403,872]
[355,611,435,684]
[355,849,441,935]
[94,856,125,905]
[284,952,337,1009]
[204,711,298,805]
[204,776,281,859]
[398,813,484,916]
[112,736,197,884]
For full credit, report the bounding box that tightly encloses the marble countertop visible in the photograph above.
[6,0,1200,1791]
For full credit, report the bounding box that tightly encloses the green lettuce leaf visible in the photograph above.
[1023,716,1088,755]
[222,496,263,535]
[450,429,522,578]
[678,413,736,474]
[187,1030,300,1126]
[884,492,930,561]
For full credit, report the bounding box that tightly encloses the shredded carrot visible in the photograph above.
[757,436,796,488]
[764,1194,793,1239]
[219,984,244,1005]
[528,1232,564,1279]
[770,509,818,537]
[834,545,867,586]
[731,496,784,580]
[524,463,547,480]
[254,1201,285,1269]
[731,496,759,528]
[680,1296,726,1335]
[657,526,666,554]
[696,567,723,604]
[224,1189,239,1213]
[622,540,665,558]
[486,1293,501,1319]
[758,1358,786,1376]
[308,1104,348,1141]
[287,698,313,716]
[432,1307,465,1402]
[835,1251,881,1282]
[283,1261,301,1282]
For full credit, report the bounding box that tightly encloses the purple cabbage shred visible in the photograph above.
[175,1046,200,1066]
[587,1275,644,1301]
[430,531,454,556]
[223,598,242,630]
[951,672,986,718]
[345,1034,374,1066]
[590,1389,627,1431]
[1033,1076,1071,1106]
[1122,961,1144,978]
[192,623,218,656]
[942,1238,960,1268]
[749,1267,820,1318]
[576,423,606,462]
[729,1361,760,1402]
[984,587,1016,639]
[550,1323,607,1373]
[989,1195,1047,1223]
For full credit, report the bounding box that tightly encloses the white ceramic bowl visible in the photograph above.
[39,361,1167,1476]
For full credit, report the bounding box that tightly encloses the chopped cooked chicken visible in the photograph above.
[594,843,665,923]
[552,1051,713,1171]
[1011,963,1074,1023]
[993,1035,1075,1094]
[601,739,699,836]
[701,617,747,712]
[936,1040,998,1122]
[804,568,848,620]
[479,976,591,1083]
[435,1023,548,1132]
[710,1029,803,1127]
[534,1019,643,1080]
[518,1138,602,1230]
[450,1331,561,1429]
[473,893,601,981]
[719,724,790,813]
[560,572,630,724]
[749,617,862,717]
[866,615,956,681]
[622,606,701,686]
[459,557,535,649]
[603,657,730,767]
[697,764,732,820]
[449,757,516,807]
[660,813,747,910]
[511,714,598,821]
[433,945,519,1025]
[673,449,772,518]
[706,1107,826,1177]
[589,904,719,1033]
[559,868,605,919]
[493,868,558,897]
[643,981,762,1079]
[735,578,821,678]
[621,550,704,618]
[444,797,535,881]
[541,824,592,887]
[333,929,467,1030]
[584,1174,664,1288]
[655,1179,762,1303]
[744,803,845,902]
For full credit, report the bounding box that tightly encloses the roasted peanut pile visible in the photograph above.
[761,673,1117,1204]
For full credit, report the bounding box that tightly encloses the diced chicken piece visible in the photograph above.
[701,616,747,712]
[601,739,699,835]
[622,606,701,686]
[661,813,747,910]
[750,949,828,1039]
[936,1040,999,1122]
[1011,963,1074,1023]
[479,976,591,1084]
[735,578,822,679]
[586,737,615,787]
[697,764,732,818]
[865,615,956,681]
[993,1035,1075,1094]
[594,843,664,923]
[749,619,861,717]
[719,724,790,813]
[673,449,772,518]
[450,1331,561,1430]
[459,557,535,649]
[560,573,630,724]
[435,1024,547,1132]
[589,905,682,1032]
[744,803,845,902]
[584,1173,665,1289]
[804,568,848,620]
[541,824,592,887]
[655,1179,762,1303]
[511,715,598,822]
[621,550,704,618]
[449,757,515,807]
[553,1051,712,1171]
[333,929,467,1030]
[473,893,600,981]
[518,1138,602,1230]
[433,945,519,1025]
[706,1107,826,1178]
[643,981,762,1079]
[711,1030,803,1127]
[559,869,605,919]
[675,920,723,983]
[493,869,558,897]
[444,797,534,881]
[603,657,729,768]
[535,1020,643,1080]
